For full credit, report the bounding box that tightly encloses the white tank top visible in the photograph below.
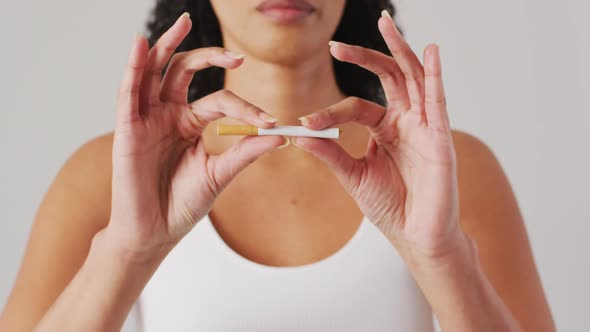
[135,214,437,331]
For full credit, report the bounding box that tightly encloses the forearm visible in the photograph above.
[34,227,166,332]
[407,233,523,332]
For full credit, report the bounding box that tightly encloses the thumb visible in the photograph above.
[208,135,287,193]
[290,136,363,195]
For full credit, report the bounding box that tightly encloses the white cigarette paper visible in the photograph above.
[217,124,341,139]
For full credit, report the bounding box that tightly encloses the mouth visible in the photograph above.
[256,0,316,24]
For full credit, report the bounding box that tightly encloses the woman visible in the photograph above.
[0,0,555,331]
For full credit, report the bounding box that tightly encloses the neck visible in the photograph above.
[223,49,346,125]
[208,43,370,162]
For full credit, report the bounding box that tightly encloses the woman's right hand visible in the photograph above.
[103,12,285,261]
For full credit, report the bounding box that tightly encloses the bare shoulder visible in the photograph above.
[450,129,513,206]
[62,131,114,204]
[451,129,505,186]
[450,129,556,331]
[450,129,527,235]
[43,131,115,224]
[0,131,115,330]
[450,128,523,264]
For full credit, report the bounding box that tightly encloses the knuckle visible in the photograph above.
[244,103,261,116]
[208,47,227,56]
[205,162,221,197]
[354,49,368,66]
[218,89,234,100]
[345,160,363,196]
[169,52,183,66]
[117,78,137,95]
[425,94,446,105]
[415,104,426,116]
[190,111,208,131]
[161,41,177,54]
[380,65,404,84]
[400,44,416,59]
[402,68,421,83]
[146,66,163,79]
[128,62,144,72]
[377,70,394,81]
[425,68,442,77]
[319,108,334,121]
[346,96,363,109]
[201,46,225,54]
[226,148,248,178]
[169,52,180,63]
[118,84,139,97]
[170,52,196,75]
[192,47,225,62]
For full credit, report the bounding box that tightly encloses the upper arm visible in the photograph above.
[452,130,556,331]
[0,132,114,330]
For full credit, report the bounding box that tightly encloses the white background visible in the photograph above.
[0,0,588,330]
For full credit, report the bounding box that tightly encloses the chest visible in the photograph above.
[138,218,435,331]
[209,156,366,267]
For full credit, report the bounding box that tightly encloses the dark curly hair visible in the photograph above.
[146,0,402,106]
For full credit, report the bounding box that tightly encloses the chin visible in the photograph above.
[259,43,320,66]
[234,29,328,66]
[212,0,345,65]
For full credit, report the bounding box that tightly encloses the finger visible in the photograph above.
[140,12,192,112]
[116,34,149,126]
[160,48,245,104]
[291,136,364,195]
[378,11,426,120]
[424,44,450,131]
[180,89,278,139]
[208,135,286,194]
[328,41,410,110]
[299,97,387,137]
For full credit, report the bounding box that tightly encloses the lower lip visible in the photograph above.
[257,7,313,24]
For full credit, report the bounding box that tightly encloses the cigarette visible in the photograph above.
[217,124,342,139]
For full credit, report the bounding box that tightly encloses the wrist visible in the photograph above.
[416,229,477,273]
[93,222,174,268]
[401,232,523,331]
[392,225,478,274]
[42,226,167,331]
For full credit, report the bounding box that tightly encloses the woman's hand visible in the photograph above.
[293,11,468,268]
[105,13,286,261]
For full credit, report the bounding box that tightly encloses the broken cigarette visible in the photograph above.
[217,124,342,139]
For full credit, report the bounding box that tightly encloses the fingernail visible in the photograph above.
[225,50,245,59]
[276,136,291,149]
[259,112,278,123]
[181,12,190,20]
[291,137,302,148]
[298,115,312,126]
[329,40,346,48]
[381,10,392,20]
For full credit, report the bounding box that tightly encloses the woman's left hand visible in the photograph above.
[293,11,469,268]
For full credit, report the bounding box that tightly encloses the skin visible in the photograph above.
[0,0,555,331]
